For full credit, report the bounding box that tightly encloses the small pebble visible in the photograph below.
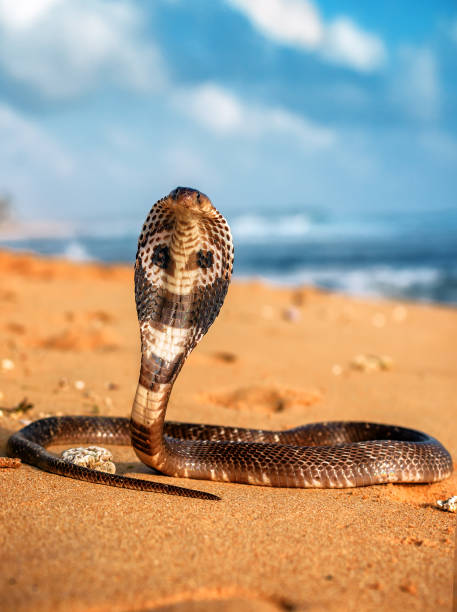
[83,390,99,401]
[331,364,343,376]
[400,582,417,596]
[1,358,15,371]
[379,355,394,370]
[291,291,306,306]
[351,354,376,372]
[436,495,457,513]
[19,418,31,425]
[369,581,382,591]
[104,396,113,408]
[58,377,70,390]
[0,410,3,418]
[106,382,119,391]
[62,446,116,474]
[74,380,85,391]
[350,354,394,372]
[282,307,301,322]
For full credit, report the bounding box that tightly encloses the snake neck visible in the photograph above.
[131,382,172,470]
[131,213,199,470]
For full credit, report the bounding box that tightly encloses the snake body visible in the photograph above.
[6,187,453,499]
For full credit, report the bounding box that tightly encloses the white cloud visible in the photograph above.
[178,85,244,133]
[392,47,440,121]
[174,83,335,149]
[0,0,60,28]
[226,0,386,72]
[0,102,73,175]
[322,18,386,72]
[227,0,322,48]
[0,0,163,99]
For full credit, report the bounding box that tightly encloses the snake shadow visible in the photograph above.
[115,459,162,477]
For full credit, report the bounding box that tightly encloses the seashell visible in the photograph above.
[436,495,457,513]
[61,446,116,474]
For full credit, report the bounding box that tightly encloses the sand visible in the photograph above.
[0,249,455,612]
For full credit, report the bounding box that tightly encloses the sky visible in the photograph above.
[0,0,456,228]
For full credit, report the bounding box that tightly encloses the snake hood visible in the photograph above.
[134,187,234,391]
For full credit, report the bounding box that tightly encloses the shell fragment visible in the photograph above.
[436,495,457,513]
[61,446,116,474]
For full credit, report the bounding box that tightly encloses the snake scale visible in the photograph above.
[5,187,453,500]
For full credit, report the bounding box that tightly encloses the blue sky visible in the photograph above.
[0,0,456,227]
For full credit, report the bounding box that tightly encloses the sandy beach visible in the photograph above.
[0,249,455,612]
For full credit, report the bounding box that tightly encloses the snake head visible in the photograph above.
[168,187,215,218]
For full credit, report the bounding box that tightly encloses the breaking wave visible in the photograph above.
[238,265,450,302]
[61,241,94,262]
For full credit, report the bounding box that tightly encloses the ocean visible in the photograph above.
[1,206,456,305]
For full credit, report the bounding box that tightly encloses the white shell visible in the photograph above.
[61,446,116,474]
[436,495,457,513]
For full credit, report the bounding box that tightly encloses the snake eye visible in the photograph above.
[151,245,170,269]
[197,249,213,269]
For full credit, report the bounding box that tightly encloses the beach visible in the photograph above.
[0,249,456,611]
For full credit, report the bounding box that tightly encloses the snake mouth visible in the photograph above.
[168,186,213,217]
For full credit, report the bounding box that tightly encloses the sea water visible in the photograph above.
[1,206,456,304]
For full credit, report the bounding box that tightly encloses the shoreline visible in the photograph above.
[0,240,455,307]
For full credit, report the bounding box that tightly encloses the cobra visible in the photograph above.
[5,187,453,500]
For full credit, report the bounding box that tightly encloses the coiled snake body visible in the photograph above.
[6,188,453,500]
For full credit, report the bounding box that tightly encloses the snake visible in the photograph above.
[4,187,453,500]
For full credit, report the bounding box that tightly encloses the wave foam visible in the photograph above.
[61,241,93,262]
[239,265,444,299]
[230,212,390,242]
[231,214,311,240]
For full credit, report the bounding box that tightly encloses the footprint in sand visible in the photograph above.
[211,351,238,363]
[38,327,119,351]
[4,322,26,335]
[192,351,239,366]
[198,385,322,414]
[37,310,119,351]
[383,475,457,510]
[0,290,16,302]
